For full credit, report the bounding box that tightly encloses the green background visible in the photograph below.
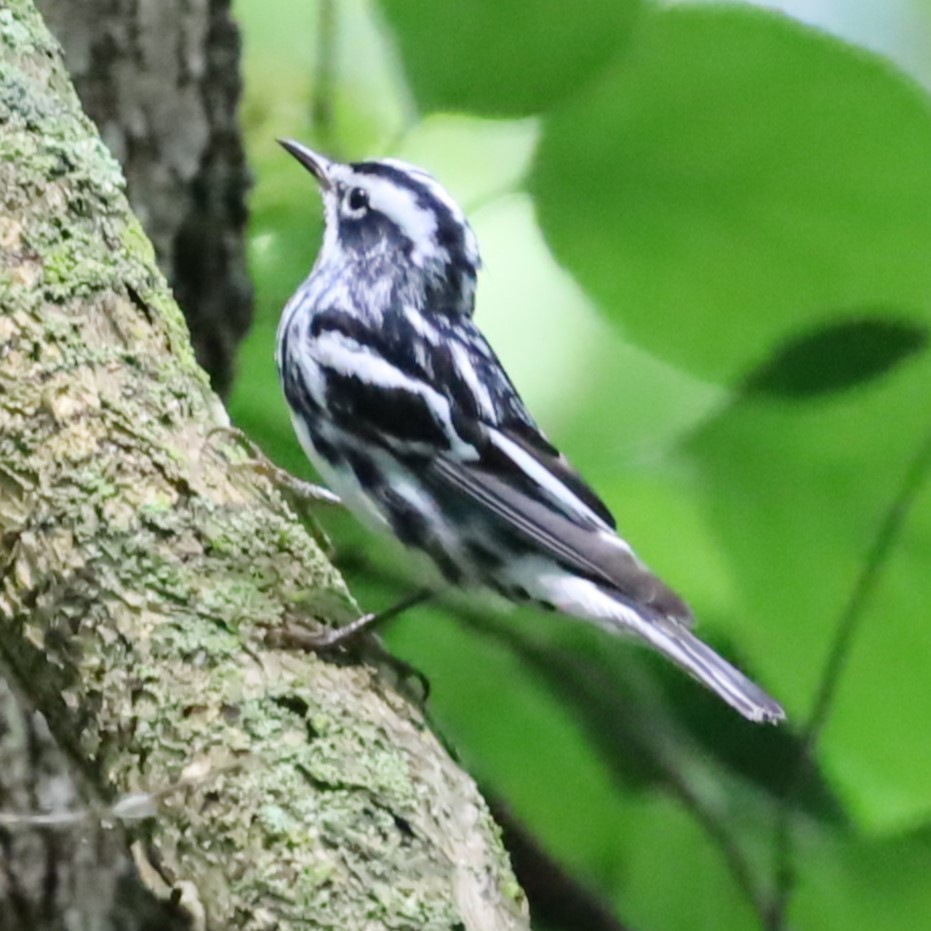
[229,1,931,927]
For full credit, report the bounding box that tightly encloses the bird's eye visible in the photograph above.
[346,187,369,212]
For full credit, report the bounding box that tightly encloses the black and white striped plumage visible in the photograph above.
[275,139,784,724]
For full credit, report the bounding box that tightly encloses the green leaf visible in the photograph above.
[794,827,931,929]
[376,0,642,117]
[819,466,931,831]
[393,114,538,209]
[460,609,844,822]
[608,793,760,931]
[686,355,931,831]
[531,6,931,382]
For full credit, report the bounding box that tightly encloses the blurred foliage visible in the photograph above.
[229,0,931,928]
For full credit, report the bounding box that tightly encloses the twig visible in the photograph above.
[0,759,248,830]
[488,794,635,931]
[311,0,337,149]
[334,554,769,924]
[459,606,771,924]
[767,419,931,930]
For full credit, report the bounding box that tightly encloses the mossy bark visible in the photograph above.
[0,2,529,929]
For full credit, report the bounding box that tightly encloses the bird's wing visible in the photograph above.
[494,421,617,530]
[426,431,691,621]
[418,316,621,529]
[419,321,691,619]
[300,307,689,619]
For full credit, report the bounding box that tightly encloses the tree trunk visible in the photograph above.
[0,2,529,928]
[0,668,191,931]
[36,0,253,397]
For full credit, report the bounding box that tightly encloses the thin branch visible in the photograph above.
[767,418,931,930]
[311,0,337,148]
[458,606,771,922]
[0,760,248,830]
[334,553,770,925]
[668,772,769,920]
[488,795,634,931]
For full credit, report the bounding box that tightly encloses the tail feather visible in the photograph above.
[517,566,785,723]
[635,615,785,724]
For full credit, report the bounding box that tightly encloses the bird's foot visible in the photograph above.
[277,589,435,702]
[206,425,341,506]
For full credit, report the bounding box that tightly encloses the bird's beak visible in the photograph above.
[278,138,333,191]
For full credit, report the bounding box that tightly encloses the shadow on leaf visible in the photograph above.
[742,316,927,399]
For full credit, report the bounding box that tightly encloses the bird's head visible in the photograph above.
[280,139,481,316]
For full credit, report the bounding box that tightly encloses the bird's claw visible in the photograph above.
[277,617,431,705]
[206,425,340,506]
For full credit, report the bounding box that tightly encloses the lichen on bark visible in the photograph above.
[0,2,529,928]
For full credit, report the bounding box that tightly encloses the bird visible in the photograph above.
[274,138,785,724]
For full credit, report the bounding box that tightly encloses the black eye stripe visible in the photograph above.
[348,162,466,237]
[347,187,369,211]
[351,162,446,212]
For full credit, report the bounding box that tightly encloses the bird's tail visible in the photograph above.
[523,570,784,723]
[626,611,785,724]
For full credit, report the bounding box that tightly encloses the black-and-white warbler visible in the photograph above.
[275,139,784,724]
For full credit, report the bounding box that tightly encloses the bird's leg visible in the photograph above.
[248,456,341,507]
[281,588,436,701]
[206,425,341,507]
[284,588,435,651]
[362,637,433,704]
